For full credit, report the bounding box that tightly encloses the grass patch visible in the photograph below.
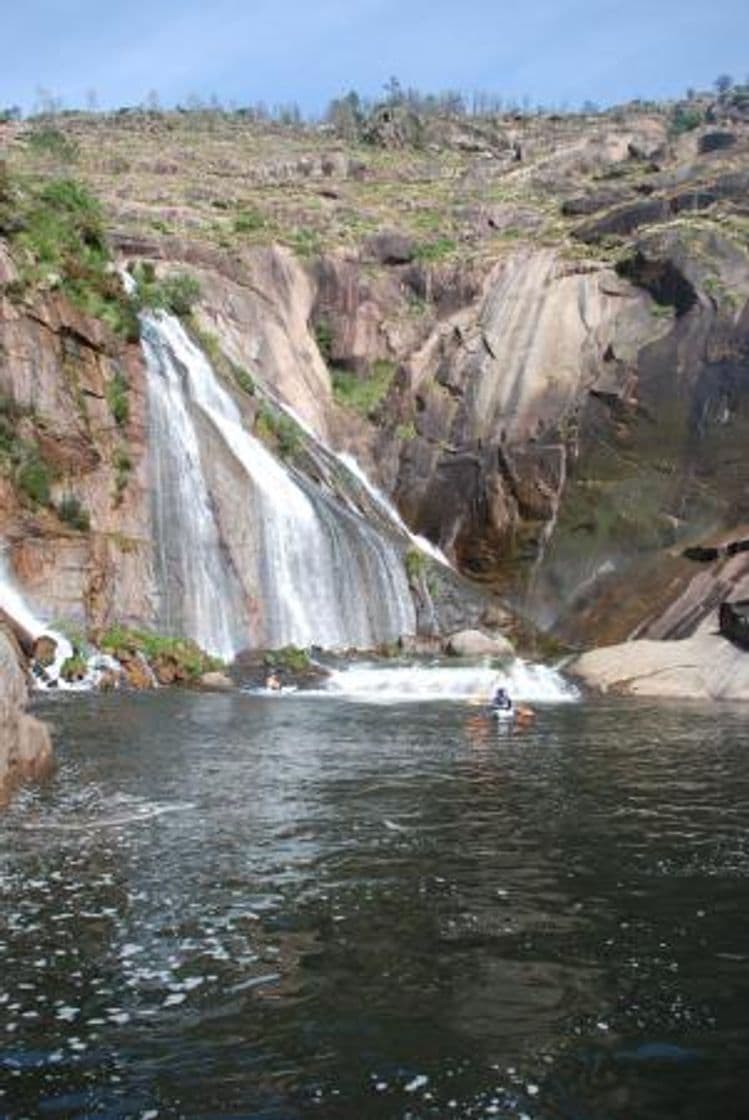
[100,624,223,680]
[16,454,53,505]
[6,174,138,338]
[60,652,88,682]
[414,237,458,263]
[0,395,58,508]
[405,547,426,582]
[113,446,132,504]
[314,319,333,362]
[27,128,79,163]
[285,226,322,258]
[264,645,310,673]
[233,208,265,234]
[332,359,396,417]
[106,370,130,426]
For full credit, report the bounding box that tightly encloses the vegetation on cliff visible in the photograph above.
[0,167,138,338]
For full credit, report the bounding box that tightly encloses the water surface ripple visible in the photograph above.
[1,692,749,1119]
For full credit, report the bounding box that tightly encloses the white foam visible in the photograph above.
[317,660,578,704]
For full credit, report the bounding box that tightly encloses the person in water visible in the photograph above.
[265,671,281,691]
[491,686,513,712]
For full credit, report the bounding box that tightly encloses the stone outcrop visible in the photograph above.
[572,631,749,699]
[445,629,514,658]
[0,628,52,803]
[0,273,155,631]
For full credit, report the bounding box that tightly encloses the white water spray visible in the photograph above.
[0,552,75,687]
[319,660,579,704]
[336,453,451,567]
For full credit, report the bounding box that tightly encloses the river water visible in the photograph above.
[2,691,749,1119]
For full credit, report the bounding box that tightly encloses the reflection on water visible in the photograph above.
[2,692,749,1118]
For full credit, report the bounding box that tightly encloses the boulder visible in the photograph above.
[33,635,58,668]
[445,628,514,658]
[199,670,235,691]
[571,630,749,700]
[0,629,52,803]
[699,131,737,154]
[365,231,417,266]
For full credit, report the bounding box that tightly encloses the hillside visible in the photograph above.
[1,89,749,688]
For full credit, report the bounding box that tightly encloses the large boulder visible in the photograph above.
[571,631,749,699]
[199,670,234,691]
[445,628,514,658]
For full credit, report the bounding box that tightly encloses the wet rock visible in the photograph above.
[445,629,514,658]
[122,655,155,690]
[97,668,122,691]
[199,670,234,691]
[33,635,58,668]
[0,628,53,803]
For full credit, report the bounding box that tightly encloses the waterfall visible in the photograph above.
[0,551,74,687]
[141,312,416,655]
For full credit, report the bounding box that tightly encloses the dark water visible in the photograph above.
[2,692,749,1119]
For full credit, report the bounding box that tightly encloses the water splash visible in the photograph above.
[0,551,76,688]
[318,660,579,704]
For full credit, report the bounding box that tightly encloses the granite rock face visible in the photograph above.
[0,629,52,803]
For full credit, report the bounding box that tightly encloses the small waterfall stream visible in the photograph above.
[141,312,416,655]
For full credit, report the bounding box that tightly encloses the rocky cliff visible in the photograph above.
[1,90,748,688]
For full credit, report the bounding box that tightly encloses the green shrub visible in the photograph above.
[107,371,130,426]
[17,455,52,505]
[314,319,333,361]
[332,359,396,417]
[395,420,417,441]
[669,106,702,135]
[405,547,426,582]
[28,128,79,162]
[233,365,255,395]
[113,446,132,503]
[414,237,457,263]
[233,209,265,233]
[263,645,310,672]
[8,174,136,338]
[100,624,223,679]
[254,403,302,460]
[131,262,201,317]
[57,494,90,531]
[61,652,88,681]
[286,227,321,258]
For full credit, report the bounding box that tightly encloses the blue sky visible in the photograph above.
[3,0,748,115]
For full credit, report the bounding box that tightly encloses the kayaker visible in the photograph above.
[490,686,513,713]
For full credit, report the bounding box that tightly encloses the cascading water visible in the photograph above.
[319,660,579,703]
[0,551,116,690]
[336,452,451,567]
[141,312,416,654]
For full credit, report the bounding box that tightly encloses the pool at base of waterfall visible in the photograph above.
[2,689,749,1119]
